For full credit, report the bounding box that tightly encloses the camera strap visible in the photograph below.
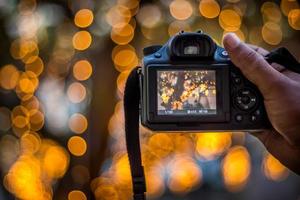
[266,47,300,73]
[122,48,300,200]
[124,67,146,200]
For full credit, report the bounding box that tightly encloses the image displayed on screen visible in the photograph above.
[157,70,217,115]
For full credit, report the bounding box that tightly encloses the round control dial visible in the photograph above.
[235,89,257,111]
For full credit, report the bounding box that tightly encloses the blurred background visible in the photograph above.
[0,0,300,200]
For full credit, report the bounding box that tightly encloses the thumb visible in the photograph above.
[223,33,283,96]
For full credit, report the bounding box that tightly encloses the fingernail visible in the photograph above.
[223,33,240,49]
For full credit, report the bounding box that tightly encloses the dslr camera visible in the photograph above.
[140,31,270,131]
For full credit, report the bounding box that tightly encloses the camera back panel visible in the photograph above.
[140,31,271,132]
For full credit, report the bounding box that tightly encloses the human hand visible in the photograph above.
[223,33,300,175]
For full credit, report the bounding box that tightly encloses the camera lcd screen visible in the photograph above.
[157,70,217,115]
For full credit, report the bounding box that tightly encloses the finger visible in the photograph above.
[247,44,269,57]
[271,63,285,72]
[223,33,285,97]
[250,130,300,175]
[248,45,288,73]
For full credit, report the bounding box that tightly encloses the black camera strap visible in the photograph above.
[123,48,300,200]
[266,47,300,73]
[124,67,146,200]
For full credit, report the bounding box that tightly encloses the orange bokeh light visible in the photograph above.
[222,146,251,192]
[106,5,132,28]
[0,65,20,90]
[219,9,241,32]
[73,60,93,81]
[263,153,289,181]
[112,45,138,72]
[67,82,87,104]
[67,136,87,156]
[262,22,282,45]
[111,23,135,45]
[68,190,87,200]
[196,132,232,160]
[199,0,220,19]
[170,0,193,20]
[288,9,300,30]
[25,56,44,77]
[68,113,88,134]
[74,9,94,28]
[72,31,92,51]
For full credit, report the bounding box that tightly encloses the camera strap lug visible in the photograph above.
[124,67,146,200]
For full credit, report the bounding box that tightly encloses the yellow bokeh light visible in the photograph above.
[67,82,87,104]
[281,0,299,16]
[118,0,139,11]
[222,146,250,192]
[11,106,30,131]
[288,9,300,30]
[11,105,31,136]
[261,2,282,23]
[199,0,220,19]
[73,60,93,81]
[106,5,132,28]
[94,184,120,200]
[21,96,40,115]
[43,146,69,178]
[74,9,94,28]
[10,39,39,62]
[145,169,165,198]
[13,116,29,129]
[196,132,231,160]
[136,5,162,28]
[168,155,202,194]
[68,136,87,156]
[0,65,20,90]
[219,9,241,31]
[112,45,138,72]
[170,0,193,20]
[72,31,92,51]
[111,23,135,45]
[263,153,289,181]
[116,70,130,94]
[68,113,88,134]
[262,22,282,45]
[68,190,87,200]
[249,26,263,45]
[20,132,41,154]
[17,71,39,94]
[5,155,50,200]
[25,56,44,77]
[168,21,191,36]
[113,153,132,184]
[148,133,174,158]
[29,110,44,131]
[15,88,35,101]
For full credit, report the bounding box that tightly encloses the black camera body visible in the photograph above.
[140,31,270,132]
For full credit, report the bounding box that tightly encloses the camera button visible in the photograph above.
[154,53,161,58]
[250,115,257,122]
[254,109,261,116]
[233,77,241,85]
[235,114,243,122]
[221,50,228,57]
